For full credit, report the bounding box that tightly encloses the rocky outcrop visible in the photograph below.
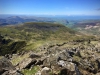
[2,70,23,75]
[35,67,52,75]
[42,49,81,75]
[36,41,100,75]
[0,57,23,75]
[1,41,100,75]
[16,58,37,70]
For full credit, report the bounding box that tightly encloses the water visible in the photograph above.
[49,15,100,20]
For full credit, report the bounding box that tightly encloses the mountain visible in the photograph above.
[71,20,100,36]
[0,22,99,75]
[0,15,69,26]
[0,22,76,41]
[0,22,94,50]
[0,16,38,25]
[0,16,46,25]
[0,22,77,56]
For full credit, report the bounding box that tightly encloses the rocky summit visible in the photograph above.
[0,22,100,75]
[0,40,100,75]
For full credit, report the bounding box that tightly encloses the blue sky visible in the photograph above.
[0,0,100,16]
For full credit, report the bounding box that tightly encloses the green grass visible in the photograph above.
[0,22,76,52]
[0,22,98,55]
[22,66,39,75]
[25,40,46,51]
[0,22,75,41]
[11,52,30,65]
[73,55,81,62]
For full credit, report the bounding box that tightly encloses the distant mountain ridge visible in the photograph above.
[72,20,100,36]
[0,16,38,25]
[0,15,69,26]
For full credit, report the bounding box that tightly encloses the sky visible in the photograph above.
[0,0,100,16]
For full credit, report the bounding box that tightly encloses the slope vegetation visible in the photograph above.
[0,22,95,51]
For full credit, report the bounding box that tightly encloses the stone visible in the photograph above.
[57,60,66,67]
[96,73,100,75]
[96,58,100,72]
[35,71,41,75]
[2,70,23,75]
[16,58,37,70]
[29,53,40,58]
[0,57,23,75]
[41,67,51,75]
[0,57,15,74]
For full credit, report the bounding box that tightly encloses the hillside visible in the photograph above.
[0,16,69,26]
[72,20,100,36]
[0,22,97,51]
[0,22,100,75]
[0,22,76,51]
[0,34,26,56]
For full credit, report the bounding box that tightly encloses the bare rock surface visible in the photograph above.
[0,57,23,75]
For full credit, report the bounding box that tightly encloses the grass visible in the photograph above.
[0,56,3,59]
[0,22,98,56]
[91,41,99,45]
[73,55,81,62]
[22,66,39,75]
[11,52,30,66]
[25,40,46,51]
[0,22,75,41]
[0,22,76,52]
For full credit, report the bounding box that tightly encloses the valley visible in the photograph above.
[0,17,100,75]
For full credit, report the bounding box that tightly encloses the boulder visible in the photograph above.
[41,67,51,75]
[96,58,100,71]
[2,70,23,75]
[96,73,100,75]
[0,57,23,75]
[29,53,41,58]
[16,58,37,70]
[59,68,75,75]
[35,71,41,75]
[59,63,81,75]
[0,57,15,74]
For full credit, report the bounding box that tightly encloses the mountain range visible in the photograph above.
[0,15,100,75]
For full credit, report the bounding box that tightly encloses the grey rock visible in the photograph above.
[57,60,66,67]
[2,70,23,75]
[0,57,23,75]
[41,67,51,75]
[16,58,37,70]
[29,53,41,58]
[35,71,41,75]
[0,57,15,74]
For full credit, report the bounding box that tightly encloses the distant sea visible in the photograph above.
[47,15,100,20]
[0,14,100,20]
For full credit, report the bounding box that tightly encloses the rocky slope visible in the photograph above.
[0,40,100,75]
[0,22,100,75]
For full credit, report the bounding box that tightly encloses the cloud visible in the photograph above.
[96,8,100,11]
